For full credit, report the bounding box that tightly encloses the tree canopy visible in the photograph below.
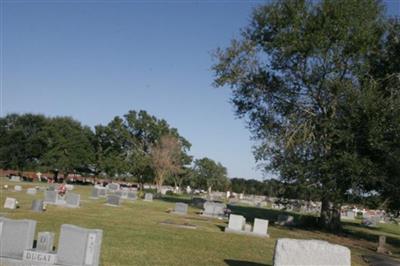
[213,0,400,230]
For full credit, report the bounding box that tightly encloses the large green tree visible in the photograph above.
[0,114,48,172]
[94,110,191,187]
[213,0,394,231]
[192,157,230,194]
[42,117,94,180]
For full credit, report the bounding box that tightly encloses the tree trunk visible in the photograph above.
[319,197,341,232]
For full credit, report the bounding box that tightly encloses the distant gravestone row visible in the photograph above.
[0,217,103,266]
[225,214,269,237]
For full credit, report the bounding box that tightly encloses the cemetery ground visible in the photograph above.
[0,178,399,266]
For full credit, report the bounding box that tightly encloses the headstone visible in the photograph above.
[192,197,206,208]
[252,218,269,237]
[36,232,55,252]
[65,192,80,208]
[347,211,355,219]
[91,187,100,198]
[4,197,17,209]
[362,216,380,227]
[174,202,188,215]
[107,183,119,191]
[377,235,387,254]
[10,175,21,182]
[0,217,37,259]
[14,185,22,192]
[57,224,103,266]
[65,184,74,191]
[203,201,226,218]
[226,214,246,232]
[144,193,153,202]
[27,188,37,195]
[244,223,252,232]
[23,249,57,265]
[273,238,351,266]
[115,191,123,197]
[127,191,137,201]
[276,214,294,226]
[44,191,57,203]
[98,187,106,197]
[31,199,44,213]
[106,195,121,206]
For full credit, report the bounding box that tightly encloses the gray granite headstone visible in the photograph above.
[31,199,44,213]
[362,216,380,227]
[44,191,57,203]
[10,176,21,182]
[273,238,351,266]
[98,188,106,197]
[174,202,188,215]
[106,195,121,206]
[27,188,37,195]
[107,183,119,191]
[91,187,100,198]
[0,217,36,259]
[144,193,153,201]
[115,191,123,197]
[57,224,103,266]
[65,192,80,208]
[36,232,55,252]
[14,185,22,192]
[203,202,226,217]
[127,191,137,201]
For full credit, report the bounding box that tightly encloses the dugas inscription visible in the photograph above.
[23,250,57,265]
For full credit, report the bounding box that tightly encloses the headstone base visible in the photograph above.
[224,228,269,238]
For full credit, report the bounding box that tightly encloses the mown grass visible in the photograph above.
[0,178,399,266]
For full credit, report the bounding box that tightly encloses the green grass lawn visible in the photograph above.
[0,179,399,266]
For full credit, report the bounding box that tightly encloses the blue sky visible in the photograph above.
[1,0,399,180]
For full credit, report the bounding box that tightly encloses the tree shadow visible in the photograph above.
[159,195,193,205]
[216,224,226,232]
[227,204,319,228]
[342,222,400,251]
[224,259,270,266]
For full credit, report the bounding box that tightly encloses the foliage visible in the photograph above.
[0,114,48,171]
[41,117,94,177]
[212,0,397,231]
[191,157,230,193]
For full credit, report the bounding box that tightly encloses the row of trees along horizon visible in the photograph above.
[2,0,400,232]
[0,111,233,193]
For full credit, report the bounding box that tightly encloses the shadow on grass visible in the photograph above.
[342,222,400,251]
[159,195,193,205]
[216,224,226,232]
[227,205,319,228]
[224,259,270,266]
